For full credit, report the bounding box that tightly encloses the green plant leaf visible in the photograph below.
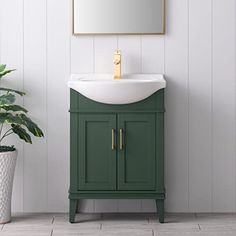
[0,65,43,145]
[1,105,28,113]
[0,113,9,123]
[0,87,25,96]
[0,94,16,106]
[0,145,16,152]
[0,113,23,125]
[0,64,6,72]
[0,69,16,78]
[0,64,16,79]
[11,124,32,144]
[19,114,44,137]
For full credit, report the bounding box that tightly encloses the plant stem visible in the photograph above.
[0,128,13,143]
[0,132,13,142]
[0,123,3,140]
[2,131,13,139]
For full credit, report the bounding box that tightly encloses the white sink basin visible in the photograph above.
[68,74,166,105]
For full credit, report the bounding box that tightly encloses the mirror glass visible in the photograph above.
[73,0,165,35]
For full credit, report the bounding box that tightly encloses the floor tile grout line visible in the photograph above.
[1,224,4,231]
[198,223,201,231]
[45,0,48,214]
[3,213,236,234]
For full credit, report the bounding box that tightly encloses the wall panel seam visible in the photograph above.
[235,0,236,213]
[140,36,142,73]
[187,0,190,212]
[210,0,213,213]
[45,0,49,212]
[93,36,95,74]
[116,36,118,49]
[92,35,95,212]
[22,0,25,212]
[0,4,1,63]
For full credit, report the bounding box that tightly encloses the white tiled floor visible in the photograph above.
[1,213,236,236]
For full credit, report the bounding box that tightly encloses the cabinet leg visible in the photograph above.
[69,199,78,223]
[156,199,164,223]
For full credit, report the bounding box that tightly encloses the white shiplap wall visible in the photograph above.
[0,0,235,213]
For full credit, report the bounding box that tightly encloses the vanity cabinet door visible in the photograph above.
[117,114,156,190]
[78,114,117,190]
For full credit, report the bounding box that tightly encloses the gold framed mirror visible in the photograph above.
[73,0,165,35]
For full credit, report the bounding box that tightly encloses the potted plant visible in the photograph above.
[0,64,44,224]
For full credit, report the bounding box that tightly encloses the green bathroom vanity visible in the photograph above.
[69,80,166,223]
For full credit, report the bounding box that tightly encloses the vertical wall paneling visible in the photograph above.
[141,36,165,74]
[118,200,142,213]
[188,0,212,212]
[117,36,141,74]
[212,0,236,212]
[0,0,24,212]
[94,36,117,73]
[164,0,189,212]
[95,200,118,213]
[23,0,47,211]
[71,36,94,73]
[47,0,70,212]
[78,200,94,213]
[1,0,236,213]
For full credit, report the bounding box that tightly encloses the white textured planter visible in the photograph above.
[0,150,17,224]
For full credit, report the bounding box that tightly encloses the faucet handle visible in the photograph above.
[114,59,120,65]
[114,49,121,79]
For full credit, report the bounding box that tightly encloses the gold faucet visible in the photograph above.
[114,49,121,79]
